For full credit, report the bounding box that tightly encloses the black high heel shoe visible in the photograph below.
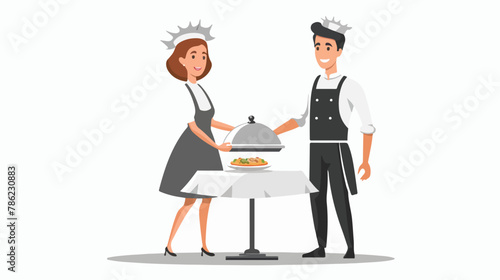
[164,246,177,257]
[201,247,215,257]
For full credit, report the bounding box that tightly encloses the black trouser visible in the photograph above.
[309,143,354,249]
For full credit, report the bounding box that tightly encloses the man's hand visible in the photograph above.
[358,162,371,181]
[359,133,373,181]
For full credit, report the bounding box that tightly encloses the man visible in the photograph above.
[274,17,375,259]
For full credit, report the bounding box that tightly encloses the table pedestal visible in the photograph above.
[226,199,278,260]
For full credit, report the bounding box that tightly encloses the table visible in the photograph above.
[181,170,317,260]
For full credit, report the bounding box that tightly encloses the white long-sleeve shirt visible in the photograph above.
[294,73,376,134]
[186,82,211,111]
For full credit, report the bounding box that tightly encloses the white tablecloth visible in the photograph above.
[180,170,317,198]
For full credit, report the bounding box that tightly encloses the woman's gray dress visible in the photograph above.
[159,83,223,198]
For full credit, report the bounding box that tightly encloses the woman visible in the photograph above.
[160,30,233,257]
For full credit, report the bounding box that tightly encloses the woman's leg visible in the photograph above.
[167,198,196,251]
[199,198,212,252]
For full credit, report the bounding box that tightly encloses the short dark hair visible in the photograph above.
[313,33,345,50]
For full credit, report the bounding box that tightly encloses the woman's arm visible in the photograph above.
[211,119,234,131]
[188,121,232,151]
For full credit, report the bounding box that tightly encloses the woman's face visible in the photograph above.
[178,44,208,78]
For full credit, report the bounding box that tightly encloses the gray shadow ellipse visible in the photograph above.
[108,252,394,266]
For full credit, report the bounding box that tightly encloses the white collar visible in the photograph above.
[322,72,341,80]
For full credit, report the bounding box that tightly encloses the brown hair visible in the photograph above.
[166,38,212,81]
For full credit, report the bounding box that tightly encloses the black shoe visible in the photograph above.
[164,247,177,257]
[302,247,325,258]
[201,247,215,257]
[343,247,355,259]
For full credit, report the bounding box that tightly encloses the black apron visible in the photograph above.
[308,75,357,249]
[309,75,357,195]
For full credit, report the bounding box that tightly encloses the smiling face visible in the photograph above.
[314,35,342,70]
[179,44,208,79]
[166,39,212,82]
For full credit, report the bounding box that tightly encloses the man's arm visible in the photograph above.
[274,119,299,135]
[358,133,373,180]
[274,95,309,135]
[344,79,375,181]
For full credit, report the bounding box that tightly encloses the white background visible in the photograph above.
[1,0,500,279]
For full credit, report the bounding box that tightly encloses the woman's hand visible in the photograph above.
[189,121,232,151]
[218,142,232,152]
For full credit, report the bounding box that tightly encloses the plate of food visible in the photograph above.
[227,157,271,170]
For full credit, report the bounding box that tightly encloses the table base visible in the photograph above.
[225,199,279,261]
[226,253,279,260]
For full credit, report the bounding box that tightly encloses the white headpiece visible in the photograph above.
[322,17,352,34]
[161,20,214,50]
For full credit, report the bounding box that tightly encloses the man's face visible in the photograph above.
[314,35,342,69]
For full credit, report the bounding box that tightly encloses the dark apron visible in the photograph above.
[158,83,222,198]
[310,75,357,195]
[308,74,357,249]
